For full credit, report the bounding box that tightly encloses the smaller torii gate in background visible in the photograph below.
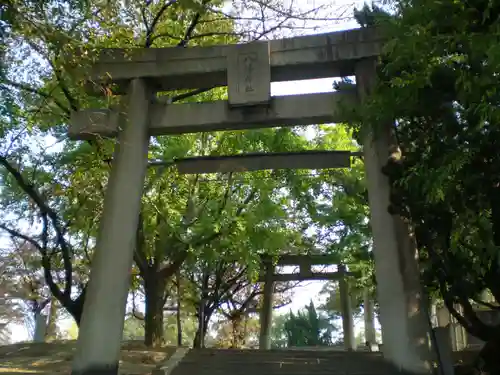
[256,253,376,351]
[68,27,434,375]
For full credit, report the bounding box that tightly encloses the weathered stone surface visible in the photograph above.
[257,271,344,282]
[339,264,355,351]
[227,41,271,106]
[356,59,435,374]
[259,262,274,350]
[273,253,341,265]
[69,91,355,140]
[69,109,121,140]
[174,150,351,175]
[71,79,151,374]
[87,27,382,94]
[364,289,377,345]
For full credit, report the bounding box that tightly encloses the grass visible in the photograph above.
[0,340,176,374]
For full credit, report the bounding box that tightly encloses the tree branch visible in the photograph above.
[144,0,178,47]
[149,31,243,45]
[0,155,73,296]
[0,224,43,252]
[177,0,211,48]
[51,64,79,112]
[158,251,189,279]
[0,79,70,116]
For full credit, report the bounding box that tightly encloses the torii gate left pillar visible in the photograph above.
[71,41,272,375]
[71,79,151,375]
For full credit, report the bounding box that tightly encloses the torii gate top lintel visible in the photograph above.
[70,26,382,142]
[87,26,382,95]
[258,253,359,282]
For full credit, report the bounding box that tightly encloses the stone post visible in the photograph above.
[451,304,467,350]
[363,288,376,345]
[338,264,355,351]
[355,59,435,374]
[33,313,47,343]
[433,327,454,375]
[259,261,274,350]
[429,302,437,327]
[71,79,151,375]
[46,299,59,342]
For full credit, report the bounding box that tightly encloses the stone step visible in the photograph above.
[172,365,397,375]
[168,348,478,375]
[170,349,401,375]
[181,352,386,363]
[185,348,384,357]
[178,357,389,366]
[179,349,386,359]
[174,362,393,370]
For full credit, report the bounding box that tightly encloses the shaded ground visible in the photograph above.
[0,340,175,374]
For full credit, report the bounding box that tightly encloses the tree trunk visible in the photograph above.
[193,322,209,348]
[243,314,249,347]
[193,308,211,348]
[70,296,84,326]
[230,315,245,348]
[42,254,85,326]
[144,274,166,347]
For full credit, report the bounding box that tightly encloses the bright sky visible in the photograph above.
[3,0,378,343]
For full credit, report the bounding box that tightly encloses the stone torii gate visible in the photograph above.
[68,27,434,375]
[257,254,363,351]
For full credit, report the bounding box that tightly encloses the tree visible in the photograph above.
[319,280,362,320]
[0,240,54,340]
[0,0,372,348]
[59,319,79,340]
[299,123,377,329]
[173,124,374,348]
[282,301,335,347]
[212,315,260,348]
[122,316,145,341]
[0,0,310,340]
[344,1,500,372]
[184,252,299,348]
[270,313,288,348]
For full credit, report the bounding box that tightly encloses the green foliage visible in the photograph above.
[347,3,500,368]
[0,0,245,332]
[0,0,378,349]
[306,125,375,291]
[212,315,260,348]
[282,301,335,347]
[122,314,197,345]
[270,313,288,348]
[319,280,363,320]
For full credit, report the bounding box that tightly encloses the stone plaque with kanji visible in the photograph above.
[227,41,271,107]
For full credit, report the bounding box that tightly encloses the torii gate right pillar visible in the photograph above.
[355,59,435,374]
